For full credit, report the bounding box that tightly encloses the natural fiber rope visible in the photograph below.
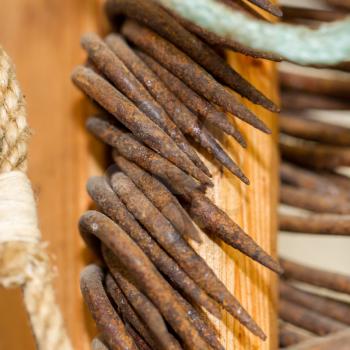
[155,0,350,65]
[0,46,72,350]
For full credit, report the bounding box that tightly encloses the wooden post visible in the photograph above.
[193,51,279,349]
[0,1,279,349]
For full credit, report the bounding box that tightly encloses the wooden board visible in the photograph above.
[200,51,279,349]
[0,1,278,349]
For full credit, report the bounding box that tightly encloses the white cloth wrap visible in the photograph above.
[0,171,40,244]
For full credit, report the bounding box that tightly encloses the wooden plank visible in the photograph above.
[0,1,278,349]
[194,52,279,349]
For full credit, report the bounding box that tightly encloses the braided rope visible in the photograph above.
[0,48,29,172]
[0,46,72,350]
[155,0,350,65]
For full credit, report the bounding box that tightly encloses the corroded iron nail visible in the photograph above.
[279,212,350,236]
[103,250,181,350]
[280,70,350,100]
[105,34,248,182]
[80,210,211,349]
[244,0,283,17]
[105,273,161,350]
[222,0,267,20]
[110,172,266,340]
[87,117,279,274]
[280,328,350,350]
[279,322,312,348]
[282,5,346,23]
[189,191,283,274]
[105,0,278,111]
[86,116,203,195]
[122,20,271,134]
[174,289,224,350]
[321,171,350,195]
[102,246,209,350]
[71,66,212,187]
[280,162,342,196]
[89,116,278,269]
[124,322,152,350]
[280,280,350,325]
[138,51,247,148]
[80,264,138,350]
[282,89,350,111]
[193,126,250,183]
[104,33,211,176]
[280,184,350,214]
[87,116,278,272]
[280,257,350,294]
[333,61,350,73]
[172,12,282,61]
[280,114,350,147]
[326,0,350,10]
[87,176,220,317]
[81,33,209,178]
[79,221,102,259]
[280,137,350,170]
[279,298,346,336]
[112,156,202,243]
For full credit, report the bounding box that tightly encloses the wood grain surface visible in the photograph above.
[199,51,279,349]
[0,1,279,349]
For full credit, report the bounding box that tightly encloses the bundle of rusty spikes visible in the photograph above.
[72,0,283,348]
[277,2,350,349]
[73,0,282,187]
[278,259,350,349]
[278,6,350,238]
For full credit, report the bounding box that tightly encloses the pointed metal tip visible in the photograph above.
[202,166,212,178]
[193,167,213,187]
[224,161,250,185]
[241,174,250,185]
[232,304,267,340]
[240,138,248,149]
[231,167,250,185]
[272,6,283,18]
[241,311,267,340]
[267,102,280,113]
[247,241,283,274]
[257,329,267,341]
[234,104,273,134]
[206,180,214,187]
[264,256,284,275]
[248,0,283,18]
[245,317,266,340]
[233,132,247,148]
[276,265,284,275]
[199,174,214,187]
[256,121,272,135]
[264,127,272,135]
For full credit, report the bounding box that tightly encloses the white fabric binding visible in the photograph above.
[0,171,40,243]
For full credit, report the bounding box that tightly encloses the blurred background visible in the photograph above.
[279,0,350,277]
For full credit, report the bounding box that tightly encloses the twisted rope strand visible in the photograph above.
[0,48,29,172]
[155,0,350,65]
[0,46,72,350]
